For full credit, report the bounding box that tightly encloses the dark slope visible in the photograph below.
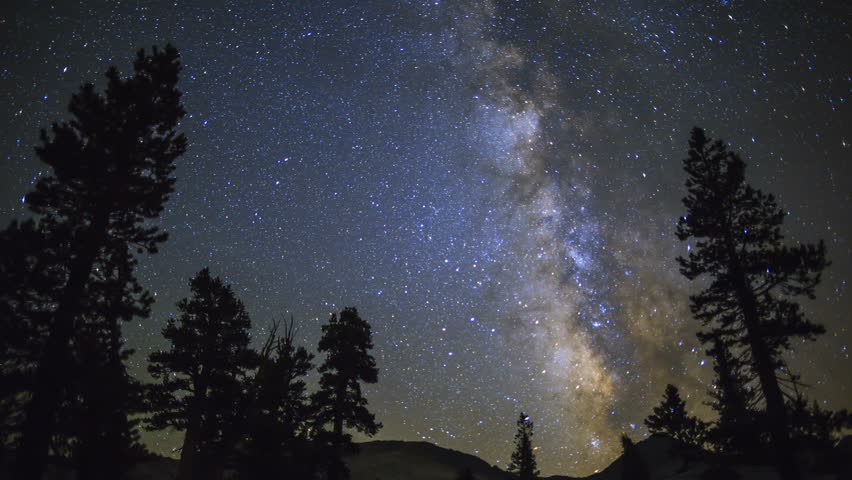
[544,435,699,480]
[5,434,849,479]
[346,440,514,480]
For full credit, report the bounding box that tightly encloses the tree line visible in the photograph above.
[1,44,849,480]
[0,45,381,480]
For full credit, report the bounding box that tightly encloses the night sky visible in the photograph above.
[1,0,850,476]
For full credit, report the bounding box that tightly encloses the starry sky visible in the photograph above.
[1,0,850,476]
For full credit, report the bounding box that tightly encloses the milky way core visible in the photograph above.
[1,1,850,475]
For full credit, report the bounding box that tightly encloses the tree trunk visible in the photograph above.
[177,406,203,480]
[727,240,799,480]
[75,338,124,480]
[328,381,345,480]
[75,399,100,480]
[741,317,799,480]
[13,214,108,480]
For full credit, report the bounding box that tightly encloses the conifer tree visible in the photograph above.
[147,268,257,480]
[311,307,381,480]
[9,44,186,480]
[676,127,829,480]
[644,384,706,448]
[238,317,315,480]
[507,412,539,480]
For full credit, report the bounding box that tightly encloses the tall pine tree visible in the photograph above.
[507,412,539,480]
[9,44,186,480]
[147,268,257,480]
[311,307,381,480]
[676,127,828,480]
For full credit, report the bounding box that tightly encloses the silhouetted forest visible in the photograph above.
[1,44,850,480]
[0,45,382,480]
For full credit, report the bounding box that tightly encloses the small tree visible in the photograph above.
[238,317,315,480]
[645,384,706,448]
[311,307,381,480]
[676,127,829,480]
[507,412,539,480]
[787,388,852,450]
[147,268,257,480]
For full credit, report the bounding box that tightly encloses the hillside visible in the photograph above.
[346,441,513,480]
[4,435,849,479]
[347,436,850,480]
[545,435,849,480]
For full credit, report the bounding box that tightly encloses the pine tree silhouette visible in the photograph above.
[644,384,706,448]
[238,316,315,480]
[676,127,829,480]
[507,412,539,480]
[8,44,186,480]
[147,268,257,480]
[311,307,381,480]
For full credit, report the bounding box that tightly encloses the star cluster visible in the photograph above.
[1,1,850,475]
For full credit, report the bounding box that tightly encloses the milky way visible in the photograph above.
[1,1,850,475]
